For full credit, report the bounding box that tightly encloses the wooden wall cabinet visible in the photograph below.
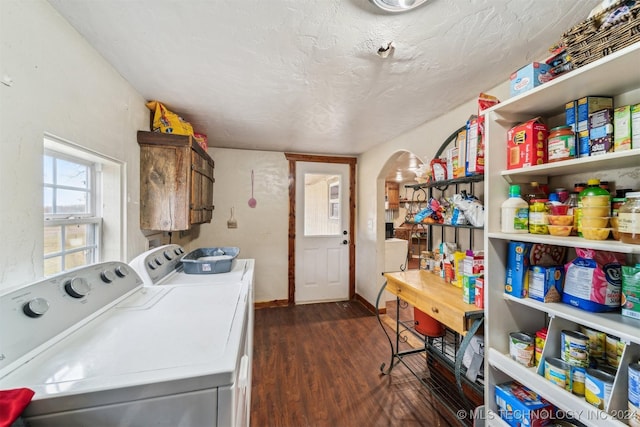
[137,131,215,231]
[385,181,399,210]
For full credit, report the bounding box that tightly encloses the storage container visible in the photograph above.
[181,247,240,274]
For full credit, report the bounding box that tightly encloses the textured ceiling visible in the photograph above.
[48,0,598,158]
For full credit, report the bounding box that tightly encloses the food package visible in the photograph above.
[621,264,640,319]
[193,132,208,151]
[507,117,548,169]
[505,242,567,299]
[430,158,447,182]
[451,191,484,227]
[146,100,194,136]
[562,248,624,312]
[528,265,564,303]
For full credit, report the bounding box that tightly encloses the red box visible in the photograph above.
[507,117,548,169]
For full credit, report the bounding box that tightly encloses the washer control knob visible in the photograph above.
[174,248,182,256]
[101,270,116,283]
[64,277,90,298]
[147,261,157,270]
[154,257,163,266]
[163,250,174,261]
[115,265,129,278]
[23,298,50,318]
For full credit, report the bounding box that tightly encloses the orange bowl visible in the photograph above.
[548,225,572,236]
[548,215,574,226]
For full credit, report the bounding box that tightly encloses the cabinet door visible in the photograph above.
[386,182,399,209]
[139,144,191,231]
[190,150,215,224]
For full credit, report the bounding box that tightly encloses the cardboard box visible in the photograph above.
[475,277,484,309]
[462,274,478,304]
[463,253,484,276]
[631,103,640,149]
[507,117,548,170]
[446,146,459,180]
[455,128,467,178]
[495,381,555,427]
[505,242,567,299]
[577,130,590,158]
[614,105,632,152]
[622,265,640,320]
[577,96,613,132]
[466,116,485,175]
[510,62,552,97]
[589,108,613,156]
[528,265,564,303]
[565,100,577,132]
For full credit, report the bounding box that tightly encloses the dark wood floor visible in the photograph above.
[250,301,476,427]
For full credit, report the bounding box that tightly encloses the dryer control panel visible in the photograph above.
[0,261,142,377]
[129,244,185,285]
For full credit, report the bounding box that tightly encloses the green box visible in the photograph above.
[614,105,632,152]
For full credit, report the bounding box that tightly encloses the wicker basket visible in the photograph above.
[562,0,640,69]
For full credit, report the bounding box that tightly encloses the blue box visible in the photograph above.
[577,96,613,132]
[495,381,555,427]
[505,242,532,298]
[565,100,577,132]
[510,62,552,97]
[528,266,564,303]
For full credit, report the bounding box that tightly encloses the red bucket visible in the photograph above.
[414,307,445,337]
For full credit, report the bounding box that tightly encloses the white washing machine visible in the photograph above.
[0,260,252,427]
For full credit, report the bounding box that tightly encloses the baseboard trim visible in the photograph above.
[354,293,385,314]
[254,299,289,309]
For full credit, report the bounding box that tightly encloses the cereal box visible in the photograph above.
[462,274,478,304]
[528,265,564,303]
[589,108,614,156]
[577,96,613,132]
[565,100,577,132]
[495,381,555,427]
[510,62,552,97]
[631,103,640,149]
[506,242,567,299]
[466,116,485,175]
[614,105,632,152]
[507,117,548,170]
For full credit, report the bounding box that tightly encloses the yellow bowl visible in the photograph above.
[548,215,574,226]
[581,216,610,228]
[582,206,610,217]
[548,225,572,236]
[582,227,611,240]
[581,195,610,207]
[611,217,620,240]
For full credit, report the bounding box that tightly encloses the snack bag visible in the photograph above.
[146,100,194,136]
[563,248,624,312]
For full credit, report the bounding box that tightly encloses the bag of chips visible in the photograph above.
[146,101,194,136]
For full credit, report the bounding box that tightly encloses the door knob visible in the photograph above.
[343,230,348,235]
[342,240,348,245]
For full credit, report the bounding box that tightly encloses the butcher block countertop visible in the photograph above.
[383,270,483,335]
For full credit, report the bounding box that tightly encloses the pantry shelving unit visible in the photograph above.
[483,42,640,426]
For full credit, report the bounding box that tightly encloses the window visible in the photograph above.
[328,181,340,219]
[44,150,101,275]
[42,135,124,276]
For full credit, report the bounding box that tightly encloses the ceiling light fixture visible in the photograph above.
[370,0,430,13]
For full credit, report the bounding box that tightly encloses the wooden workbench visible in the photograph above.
[383,269,483,335]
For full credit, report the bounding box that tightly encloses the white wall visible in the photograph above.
[356,83,509,308]
[0,0,149,290]
[189,148,290,303]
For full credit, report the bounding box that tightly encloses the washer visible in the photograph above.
[0,260,253,427]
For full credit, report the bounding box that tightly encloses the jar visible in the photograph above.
[554,187,569,203]
[529,198,549,234]
[618,192,640,244]
[547,125,575,162]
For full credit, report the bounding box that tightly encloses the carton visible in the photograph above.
[466,116,485,175]
[614,105,632,152]
[507,117,548,170]
[577,96,613,132]
[528,265,564,303]
[505,242,567,299]
[510,62,552,97]
[474,277,484,309]
[631,103,640,149]
[462,274,478,304]
[455,128,467,178]
[495,381,555,427]
[589,108,613,156]
[463,252,484,276]
[622,265,640,320]
[565,100,577,132]
[446,146,459,181]
[577,130,590,158]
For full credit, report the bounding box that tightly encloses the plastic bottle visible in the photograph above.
[501,184,529,233]
[576,178,611,237]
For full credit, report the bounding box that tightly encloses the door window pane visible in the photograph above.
[304,173,340,236]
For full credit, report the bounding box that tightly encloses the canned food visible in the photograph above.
[561,330,590,367]
[580,326,606,360]
[545,357,571,390]
[605,334,624,367]
[585,368,615,410]
[510,332,535,367]
[535,327,547,366]
[571,366,586,396]
[630,363,640,427]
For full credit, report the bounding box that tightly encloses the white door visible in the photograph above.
[295,162,350,304]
